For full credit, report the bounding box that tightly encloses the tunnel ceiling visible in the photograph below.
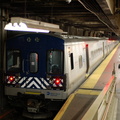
[1,0,120,36]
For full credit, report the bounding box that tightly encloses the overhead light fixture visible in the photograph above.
[4,17,63,33]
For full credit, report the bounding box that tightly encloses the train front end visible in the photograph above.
[5,33,66,118]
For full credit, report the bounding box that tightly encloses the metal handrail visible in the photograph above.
[81,75,115,120]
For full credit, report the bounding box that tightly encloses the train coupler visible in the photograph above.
[23,99,52,119]
[27,99,42,113]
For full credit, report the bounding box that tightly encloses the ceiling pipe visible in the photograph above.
[78,0,118,35]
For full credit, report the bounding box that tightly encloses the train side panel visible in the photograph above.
[87,40,104,74]
[64,41,87,95]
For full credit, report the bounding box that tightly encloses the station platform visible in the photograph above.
[54,43,120,120]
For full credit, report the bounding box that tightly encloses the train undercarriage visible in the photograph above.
[7,93,65,119]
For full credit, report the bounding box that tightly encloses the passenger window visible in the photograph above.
[47,50,63,74]
[70,53,74,70]
[7,50,21,72]
[30,53,38,73]
[79,55,83,68]
[118,64,120,69]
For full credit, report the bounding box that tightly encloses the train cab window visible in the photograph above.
[7,50,21,72]
[30,53,38,73]
[47,50,63,74]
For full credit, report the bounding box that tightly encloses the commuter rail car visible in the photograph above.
[5,33,118,118]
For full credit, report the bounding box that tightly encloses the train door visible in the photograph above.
[21,47,42,90]
[85,44,89,74]
[22,52,38,76]
[25,52,38,72]
[102,42,105,58]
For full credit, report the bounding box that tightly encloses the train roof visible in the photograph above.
[60,35,109,42]
[7,32,109,42]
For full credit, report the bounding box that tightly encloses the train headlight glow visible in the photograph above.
[8,76,15,82]
[54,78,61,85]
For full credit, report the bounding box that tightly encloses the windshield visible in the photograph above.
[47,50,63,74]
[7,50,21,73]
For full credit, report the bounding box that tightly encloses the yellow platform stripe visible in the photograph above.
[75,89,101,95]
[80,44,119,89]
[54,89,100,120]
[53,93,75,120]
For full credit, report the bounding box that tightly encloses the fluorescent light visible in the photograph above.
[4,17,63,33]
[4,22,49,33]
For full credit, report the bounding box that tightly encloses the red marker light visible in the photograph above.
[86,44,88,47]
[54,78,61,85]
[8,76,15,82]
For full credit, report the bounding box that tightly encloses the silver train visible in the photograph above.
[4,33,118,118]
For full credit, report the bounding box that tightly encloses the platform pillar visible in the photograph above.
[0,8,7,113]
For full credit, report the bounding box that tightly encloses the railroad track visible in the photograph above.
[0,107,56,120]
